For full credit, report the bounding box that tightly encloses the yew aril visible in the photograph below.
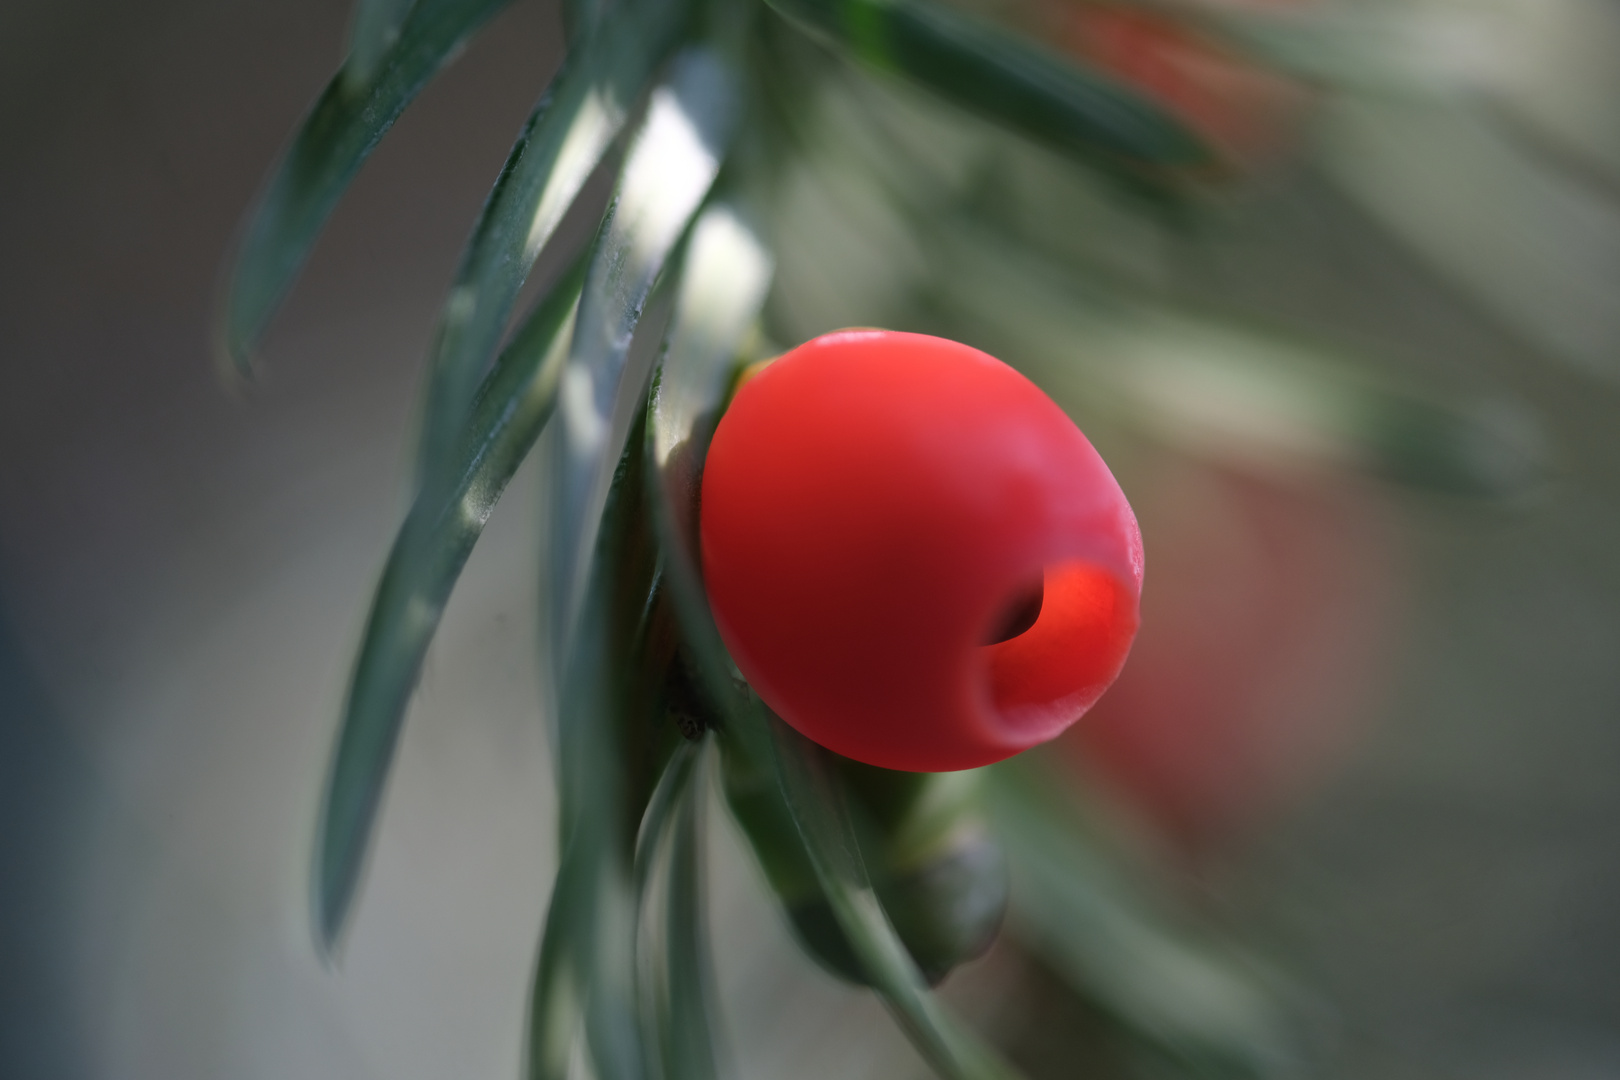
[1061,455,1398,852]
[701,330,1143,772]
[1060,4,1308,170]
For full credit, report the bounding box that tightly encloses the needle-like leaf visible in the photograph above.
[765,720,1024,1080]
[220,0,514,374]
[660,761,723,1080]
[641,201,771,726]
[345,0,421,91]
[931,217,1549,499]
[1323,96,1620,386]
[414,0,688,490]
[634,741,702,898]
[631,742,723,1080]
[522,65,743,1073]
[547,47,739,668]
[529,411,668,1080]
[765,0,1210,183]
[316,260,586,950]
[523,64,744,1060]
[986,758,1305,1078]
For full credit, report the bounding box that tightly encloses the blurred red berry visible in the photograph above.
[1062,4,1308,170]
[1061,456,1398,852]
[701,330,1143,772]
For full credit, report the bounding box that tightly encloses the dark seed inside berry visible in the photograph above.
[984,578,1044,644]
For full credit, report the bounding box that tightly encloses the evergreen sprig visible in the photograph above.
[220,0,1546,1074]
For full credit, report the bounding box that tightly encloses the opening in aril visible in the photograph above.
[980,561,1138,742]
[983,577,1045,644]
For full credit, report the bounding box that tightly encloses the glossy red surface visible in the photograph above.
[701,330,1142,771]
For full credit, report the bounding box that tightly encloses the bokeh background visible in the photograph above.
[4,1,1620,1077]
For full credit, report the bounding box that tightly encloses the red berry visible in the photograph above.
[1061,5,1308,170]
[700,330,1143,772]
[1062,457,1397,852]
